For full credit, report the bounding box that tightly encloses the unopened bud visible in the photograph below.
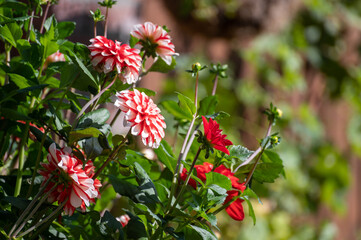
[192,62,202,72]
[276,108,282,118]
[271,136,279,144]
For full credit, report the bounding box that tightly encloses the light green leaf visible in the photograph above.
[148,57,176,73]
[177,92,196,117]
[205,172,232,190]
[198,96,218,116]
[161,100,193,121]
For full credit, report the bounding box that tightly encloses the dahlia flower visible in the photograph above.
[88,36,142,84]
[130,22,177,65]
[117,214,131,227]
[46,50,66,63]
[38,143,101,216]
[202,116,233,155]
[181,162,246,221]
[114,89,166,148]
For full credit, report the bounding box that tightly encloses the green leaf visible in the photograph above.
[198,96,218,116]
[99,211,123,239]
[242,197,256,225]
[125,212,148,239]
[153,140,176,173]
[205,172,232,190]
[204,111,230,121]
[0,108,30,121]
[133,162,160,204]
[134,203,162,222]
[29,125,55,150]
[0,23,22,47]
[136,87,156,96]
[8,73,34,89]
[227,145,253,162]
[77,108,110,128]
[59,63,78,88]
[61,45,98,88]
[129,35,139,48]
[184,225,217,240]
[109,175,157,205]
[68,127,102,144]
[252,162,284,183]
[161,100,193,121]
[148,57,176,73]
[57,21,76,39]
[177,92,196,117]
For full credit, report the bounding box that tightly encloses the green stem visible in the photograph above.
[74,75,117,127]
[104,7,109,38]
[169,146,202,213]
[12,182,58,237]
[150,225,163,240]
[39,1,50,34]
[14,123,30,197]
[110,109,121,128]
[211,74,219,96]
[9,177,52,237]
[16,199,67,239]
[93,138,126,179]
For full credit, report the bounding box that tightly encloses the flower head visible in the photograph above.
[88,36,142,84]
[38,143,101,216]
[117,214,131,227]
[202,116,233,155]
[114,89,166,148]
[131,22,177,65]
[181,162,246,221]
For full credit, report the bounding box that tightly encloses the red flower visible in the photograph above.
[88,36,142,84]
[202,116,233,155]
[214,165,246,221]
[131,22,177,65]
[38,143,101,216]
[114,89,166,148]
[180,162,213,189]
[181,162,246,221]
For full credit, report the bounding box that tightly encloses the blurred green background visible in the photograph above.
[53,0,361,239]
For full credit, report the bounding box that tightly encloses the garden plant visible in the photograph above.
[0,0,285,239]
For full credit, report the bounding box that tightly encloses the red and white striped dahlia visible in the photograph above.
[88,36,142,84]
[114,89,166,148]
[131,22,177,65]
[38,143,101,216]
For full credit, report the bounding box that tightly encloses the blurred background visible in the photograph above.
[50,0,361,239]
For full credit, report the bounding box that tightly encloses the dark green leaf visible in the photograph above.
[68,127,103,144]
[153,140,176,173]
[77,108,110,128]
[184,225,217,240]
[57,21,76,39]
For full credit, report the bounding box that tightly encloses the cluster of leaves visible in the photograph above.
[0,0,286,239]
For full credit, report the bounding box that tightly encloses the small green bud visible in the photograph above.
[192,62,202,72]
[276,108,282,118]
